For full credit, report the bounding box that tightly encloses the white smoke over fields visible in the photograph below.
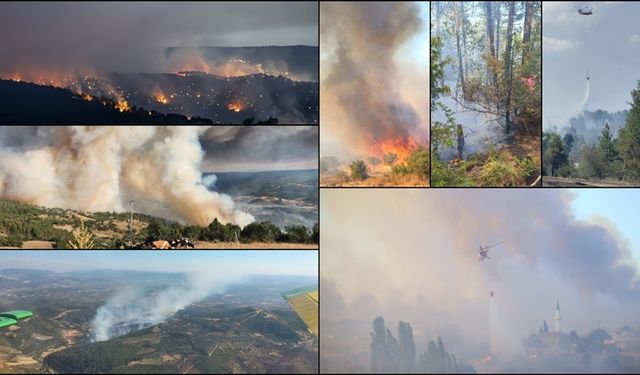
[91,268,246,342]
[0,126,254,226]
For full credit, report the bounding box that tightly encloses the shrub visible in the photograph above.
[350,160,368,180]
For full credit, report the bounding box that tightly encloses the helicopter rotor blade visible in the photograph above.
[485,241,503,249]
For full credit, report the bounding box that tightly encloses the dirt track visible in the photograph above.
[542,176,635,187]
[0,241,317,250]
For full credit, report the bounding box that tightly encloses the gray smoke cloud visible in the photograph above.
[0,126,254,226]
[91,268,246,342]
[321,189,640,367]
[0,2,318,74]
[320,2,427,159]
[200,126,318,171]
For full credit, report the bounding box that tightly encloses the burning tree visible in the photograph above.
[383,153,398,166]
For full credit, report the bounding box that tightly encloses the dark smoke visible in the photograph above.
[0,2,318,74]
[320,2,427,158]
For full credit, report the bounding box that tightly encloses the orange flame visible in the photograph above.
[115,99,130,112]
[227,102,243,112]
[368,136,419,164]
[155,93,168,104]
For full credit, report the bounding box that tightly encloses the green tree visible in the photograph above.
[563,133,575,154]
[350,160,368,180]
[240,222,282,243]
[283,225,310,244]
[543,132,568,177]
[430,35,457,154]
[598,122,618,165]
[311,223,319,244]
[618,80,640,181]
[579,145,606,179]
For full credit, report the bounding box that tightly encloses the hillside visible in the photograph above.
[166,45,319,81]
[0,199,318,250]
[209,169,318,228]
[0,79,213,125]
[44,307,316,373]
[0,270,318,374]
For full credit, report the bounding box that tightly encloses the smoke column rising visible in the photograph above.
[320,2,427,159]
[91,268,246,342]
[0,126,254,226]
[321,189,640,363]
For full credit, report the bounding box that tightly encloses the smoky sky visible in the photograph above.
[320,2,429,159]
[0,1,318,73]
[0,126,318,172]
[543,2,640,128]
[321,189,640,364]
[200,126,318,171]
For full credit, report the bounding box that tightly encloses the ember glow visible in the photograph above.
[155,93,168,104]
[227,102,243,112]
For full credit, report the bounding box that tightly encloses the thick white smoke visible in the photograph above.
[90,268,246,342]
[0,126,254,226]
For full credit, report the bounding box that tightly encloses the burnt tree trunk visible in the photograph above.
[504,1,515,133]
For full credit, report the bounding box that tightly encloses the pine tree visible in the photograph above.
[398,321,416,372]
[618,80,640,181]
[598,122,618,165]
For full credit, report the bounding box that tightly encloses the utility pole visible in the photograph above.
[129,200,135,245]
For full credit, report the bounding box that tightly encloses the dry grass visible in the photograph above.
[321,171,428,187]
[1,241,317,250]
[193,241,318,249]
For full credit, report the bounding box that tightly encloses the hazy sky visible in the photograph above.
[200,126,318,172]
[321,188,640,362]
[0,1,318,73]
[543,2,640,128]
[320,1,429,159]
[0,250,318,276]
[0,126,318,173]
[572,189,640,263]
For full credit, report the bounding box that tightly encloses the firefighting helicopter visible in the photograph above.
[577,5,594,80]
[578,6,593,16]
[477,241,503,262]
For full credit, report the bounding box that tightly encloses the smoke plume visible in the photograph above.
[91,268,245,342]
[321,189,640,365]
[0,126,254,226]
[320,2,428,160]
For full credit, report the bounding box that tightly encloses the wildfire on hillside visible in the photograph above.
[227,102,244,112]
[367,136,420,166]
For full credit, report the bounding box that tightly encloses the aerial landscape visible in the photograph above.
[0,2,318,125]
[319,2,429,187]
[0,251,318,373]
[0,126,318,249]
[321,189,640,373]
[431,1,542,187]
[542,2,640,186]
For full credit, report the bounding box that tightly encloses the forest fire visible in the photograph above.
[368,136,420,165]
[227,102,243,112]
[115,99,130,112]
[155,93,168,104]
